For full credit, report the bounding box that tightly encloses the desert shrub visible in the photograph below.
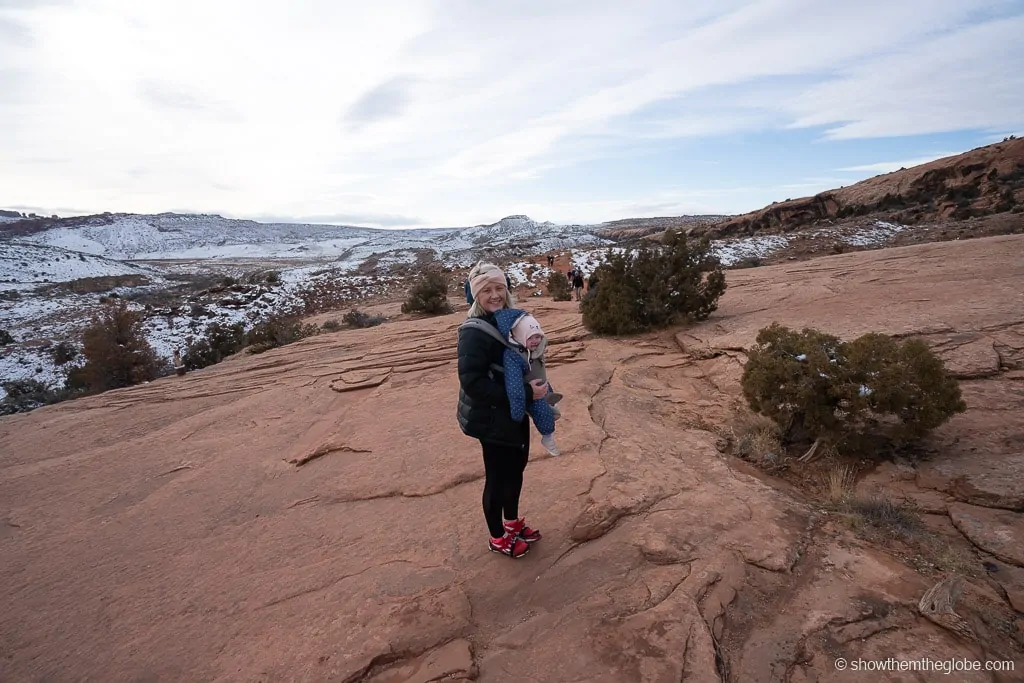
[246,315,319,354]
[321,319,342,331]
[0,329,14,346]
[580,229,726,335]
[0,378,77,415]
[182,321,246,369]
[50,341,79,365]
[342,309,386,328]
[401,271,453,315]
[547,272,572,301]
[846,495,921,535]
[265,271,281,285]
[732,413,782,467]
[995,188,1016,213]
[297,275,355,315]
[77,301,160,392]
[0,290,22,302]
[740,324,966,456]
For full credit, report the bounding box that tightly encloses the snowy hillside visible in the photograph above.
[8,212,612,265]
[0,241,159,289]
[15,213,381,260]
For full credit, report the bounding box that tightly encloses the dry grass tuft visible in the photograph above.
[845,494,923,540]
[732,413,783,465]
[822,462,856,507]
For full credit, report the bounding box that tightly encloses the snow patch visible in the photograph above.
[1,241,159,288]
[842,220,907,246]
[711,235,790,266]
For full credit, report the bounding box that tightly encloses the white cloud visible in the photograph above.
[1,0,1022,226]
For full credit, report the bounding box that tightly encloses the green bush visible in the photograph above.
[246,315,319,354]
[401,271,453,315]
[182,321,247,369]
[547,271,572,301]
[77,301,160,392]
[740,324,966,454]
[0,378,77,415]
[580,229,726,335]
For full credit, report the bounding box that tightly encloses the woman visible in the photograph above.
[457,262,547,558]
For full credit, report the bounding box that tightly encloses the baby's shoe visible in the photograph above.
[541,434,561,455]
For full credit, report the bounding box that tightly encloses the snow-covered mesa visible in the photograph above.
[17,213,610,265]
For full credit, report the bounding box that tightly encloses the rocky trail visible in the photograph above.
[2,235,1023,682]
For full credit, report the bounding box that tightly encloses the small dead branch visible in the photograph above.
[918,574,977,642]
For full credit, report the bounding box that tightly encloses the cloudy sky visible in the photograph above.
[2,0,1022,228]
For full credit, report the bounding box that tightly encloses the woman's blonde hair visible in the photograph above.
[467,262,515,318]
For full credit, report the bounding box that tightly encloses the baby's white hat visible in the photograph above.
[511,314,543,347]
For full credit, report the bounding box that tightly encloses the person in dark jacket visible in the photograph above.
[457,262,546,558]
[572,271,585,301]
[464,278,473,304]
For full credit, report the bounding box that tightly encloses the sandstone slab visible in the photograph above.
[3,235,1024,681]
[950,503,1024,568]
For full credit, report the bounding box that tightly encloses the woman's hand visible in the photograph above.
[529,379,548,400]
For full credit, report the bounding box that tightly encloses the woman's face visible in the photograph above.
[477,281,507,313]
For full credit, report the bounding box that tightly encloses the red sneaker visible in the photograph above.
[489,531,530,558]
[504,517,542,543]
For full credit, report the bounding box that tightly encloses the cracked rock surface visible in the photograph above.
[2,234,1024,681]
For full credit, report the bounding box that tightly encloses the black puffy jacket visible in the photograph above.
[456,313,532,447]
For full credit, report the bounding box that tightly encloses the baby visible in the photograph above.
[493,309,563,455]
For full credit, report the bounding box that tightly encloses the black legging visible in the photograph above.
[480,419,530,538]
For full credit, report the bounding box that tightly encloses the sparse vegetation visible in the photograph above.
[547,271,572,301]
[740,324,966,459]
[843,494,923,540]
[342,309,387,328]
[0,329,14,346]
[246,315,319,354]
[49,275,149,295]
[401,271,453,315]
[73,301,160,392]
[0,378,77,415]
[50,341,79,365]
[320,319,342,332]
[731,413,782,467]
[297,274,357,315]
[580,228,726,335]
[182,321,247,370]
[822,462,856,507]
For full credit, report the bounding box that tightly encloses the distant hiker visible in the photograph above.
[172,348,186,376]
[546,254,554,267]
[572,271,585,301]
[464,278,473,305]
[495,310,562,456]
[457,262,544,559]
